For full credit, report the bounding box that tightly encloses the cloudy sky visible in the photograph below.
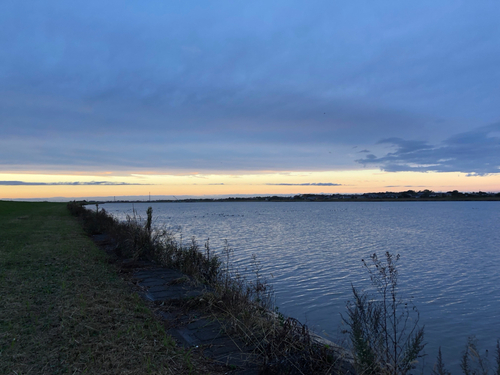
[1,1,500,199]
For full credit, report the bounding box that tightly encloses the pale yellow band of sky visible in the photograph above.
[2,170,500,199]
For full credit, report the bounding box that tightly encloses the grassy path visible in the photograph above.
[0,202,212,374]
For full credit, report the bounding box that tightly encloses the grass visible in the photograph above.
[0,201,221,374]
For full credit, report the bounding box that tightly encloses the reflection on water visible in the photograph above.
[101,201,500,373]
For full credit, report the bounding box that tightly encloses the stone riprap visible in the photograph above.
[132,265,260,374]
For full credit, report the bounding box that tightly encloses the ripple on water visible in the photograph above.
[102,201,500,374]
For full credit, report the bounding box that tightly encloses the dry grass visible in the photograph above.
[0,201,222,374]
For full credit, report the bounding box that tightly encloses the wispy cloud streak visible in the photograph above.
[0,181,150,186]
[266,183,342,186]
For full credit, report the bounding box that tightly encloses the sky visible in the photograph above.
[1,1,500,200]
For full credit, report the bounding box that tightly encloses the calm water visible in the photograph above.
[100,201,500,372]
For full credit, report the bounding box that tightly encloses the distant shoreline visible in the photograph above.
[84,195,500,204]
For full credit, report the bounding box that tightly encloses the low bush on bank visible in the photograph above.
[343,252,425,374]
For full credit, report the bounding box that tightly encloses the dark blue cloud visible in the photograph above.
[0,181,149,186]
[356,123,500,175]
[1,1,500,173]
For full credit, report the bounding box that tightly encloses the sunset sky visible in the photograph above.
[1,1,500,200]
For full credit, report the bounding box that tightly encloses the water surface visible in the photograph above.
[101,201,500,372]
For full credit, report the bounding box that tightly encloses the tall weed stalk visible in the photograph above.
[343,252,425,375]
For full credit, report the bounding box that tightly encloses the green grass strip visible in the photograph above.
[0,201,207,374]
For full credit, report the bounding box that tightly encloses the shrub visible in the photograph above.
[343,252,425,375]
[460,336,495,375]
[434,337,500,375]
[433,347,451,375]
[67,201,117,235]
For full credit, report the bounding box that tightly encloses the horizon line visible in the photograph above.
[3,189,500,202]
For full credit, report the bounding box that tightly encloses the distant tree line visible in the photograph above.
[81,189,500,204]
